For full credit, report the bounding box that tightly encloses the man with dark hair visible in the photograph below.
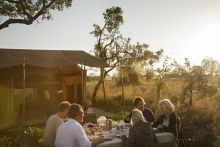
[43,101,71,147]
[124,97,155,124]
[55,103,105,147]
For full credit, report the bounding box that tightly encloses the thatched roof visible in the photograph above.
[0,48,106,68]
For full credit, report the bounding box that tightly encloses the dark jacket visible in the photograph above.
[124,108,155,123]
[153,112,180,137]
[128,121,154,147]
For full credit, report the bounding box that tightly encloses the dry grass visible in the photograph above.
[87,77,220,145]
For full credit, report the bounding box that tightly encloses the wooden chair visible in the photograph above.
[177,127,196,147]
[146,141,176,147]
[83,112,97,124]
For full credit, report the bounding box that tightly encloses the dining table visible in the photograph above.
[84,122,175,147]
[155,132,176,143]
[97,138,123,147]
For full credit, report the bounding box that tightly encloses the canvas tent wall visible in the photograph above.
[0,48,105,118]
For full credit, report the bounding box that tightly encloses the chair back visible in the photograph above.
[180,127,196,140]
[177,127,196,147]
[83,112,97,124]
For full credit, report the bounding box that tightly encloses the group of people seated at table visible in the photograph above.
[42,97,180,147]
[43,101,105,147]
[125,97,180,147]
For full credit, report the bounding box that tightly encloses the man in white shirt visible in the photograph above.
[43,101,71,147]
[55,103,105,147]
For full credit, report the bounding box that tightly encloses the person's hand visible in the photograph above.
[92,136,105,147]
[157,124,164,131]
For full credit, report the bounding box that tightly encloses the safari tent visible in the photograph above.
[0,48,105,120]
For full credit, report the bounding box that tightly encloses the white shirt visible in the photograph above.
[55,118,92,147]
[43,113,63,146]
[162,118,169,127]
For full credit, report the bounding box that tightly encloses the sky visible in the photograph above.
[1,0,220,67]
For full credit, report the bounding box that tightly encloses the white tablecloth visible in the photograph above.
[97,138,123,147]
[155,132,175,143]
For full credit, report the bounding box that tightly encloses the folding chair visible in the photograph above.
[83,112,97,124]
[177,127,196,147]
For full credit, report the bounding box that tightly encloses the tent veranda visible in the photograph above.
[0,48,106,119]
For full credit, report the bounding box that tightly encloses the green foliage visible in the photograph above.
[0,0,73,29]
[154,56,171,99]
[144,69,155,81]
[175,58,217,106]
[0,125,44,147]
[217,76,220,88]
[201,57,219,81]
[116,66,141,85]
[93,95,133,118]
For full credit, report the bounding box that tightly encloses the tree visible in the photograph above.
[116,65,141,85]
[201,57,218,82]
[0,0,72,30]
[175,58,217,106]
[90,6,163,105]
[154,56,171,100]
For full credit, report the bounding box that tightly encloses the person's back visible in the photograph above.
[128,109,154,147]
[43,113,63,146]
[55,103,105,147]
[43,101,71,147]
[128,121,154,147]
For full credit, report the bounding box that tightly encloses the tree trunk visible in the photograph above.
[189,89,193,106]
[102,69,107,105]
[91,67,114,105]
[91,74,103,105]
[91,68,108,105]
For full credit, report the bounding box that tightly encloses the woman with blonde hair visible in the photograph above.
[128,109,154,147]
[153,99,180,137]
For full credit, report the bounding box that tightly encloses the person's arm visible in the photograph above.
[146,109,156,123]
[163,113,179,136]
[76,125,92,147]
[124,112,132,123]
[152,115,163,128]
[92,137,105,147]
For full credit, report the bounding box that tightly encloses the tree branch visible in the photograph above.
[5,0,19,4]
[0,18,32,29]
[0,0,57,30]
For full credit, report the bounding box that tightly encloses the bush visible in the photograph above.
[0,125,44,147]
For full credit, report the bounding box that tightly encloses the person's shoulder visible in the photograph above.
[51,113,62,121]
[143,107,153,112]
[47,113,57,121]
[133,121,151,130]
[170,111,178,117]
[67,119,82,129]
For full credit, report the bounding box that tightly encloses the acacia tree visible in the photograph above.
[175,58,217,106]
[0,0,72,30]
[90,6,162,104]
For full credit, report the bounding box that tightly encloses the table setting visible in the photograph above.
[83,116,130,147]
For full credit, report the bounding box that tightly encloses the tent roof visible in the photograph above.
[0,48,106,68]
